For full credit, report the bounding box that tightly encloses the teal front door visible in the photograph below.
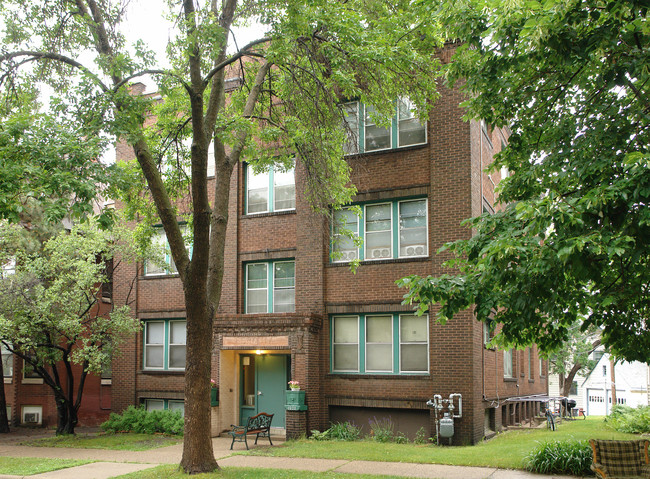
[240,354,288,427]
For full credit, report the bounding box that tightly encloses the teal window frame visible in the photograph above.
[143,319,186,371]
[343,98,427,155]
[245,164,296,215]
[504,349,514,378]
[144,398,185,416]
[245,260,296,314]
[331,198,428,263]
[144,225,193,276]
[330,313,429,375]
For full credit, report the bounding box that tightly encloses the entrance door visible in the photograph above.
[240,354,288,427]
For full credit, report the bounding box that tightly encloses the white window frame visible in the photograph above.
[331,208,360,263]
[365,315,393,373]
[245,260,295,314]
[143,320,187,371]
[364,202,393,261]
[21,357,43,384]
[1,344,12,383]
[399,314,430,374]
[144,226,191,277]
[397,97,428,148]
[332,315,360,373]
[245,164,296,215]
[504,349,514,378]
[398,199,428,259]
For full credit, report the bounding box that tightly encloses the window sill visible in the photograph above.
[141,273,180,280]
[528,379,535,383]
[22,378,43,385]
[329,256,429,267]
[241,209,296,219]
[503,377,517,382]
[140,370,185,376]
[327,373,431,380]
[101,379,112,385]
[3,378,11,384]
[344,142,428,159]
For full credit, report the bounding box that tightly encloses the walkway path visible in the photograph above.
[0,430,584,479]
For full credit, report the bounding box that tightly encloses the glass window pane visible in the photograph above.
[366,204,391,232]
[399,200,427,257]
[398,98,426,146]
[401,344,428,371]
[343,102,359,155]
[365,105,391,151]
[274,184,295,210]
[168,401,185,416]
[145,345,164,368]
[274,262,295,288]
[145,399,164,411]
[170,321,186,345]
[146,323,164,345]
[366,316,392,342]
[145,231,166,275]
[366,204,392,259]
[334,344,358,371]
[333,209,359,261]
[246,289,267,313]
[367,344,392,371]
[169,345,186,369]
[247,263,267,290]
[333,317,358,343]
[247,188,268,213]
[273,289,295,313]
[400,315,427,342]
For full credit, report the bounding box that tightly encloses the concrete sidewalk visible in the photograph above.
[0,430,584,479]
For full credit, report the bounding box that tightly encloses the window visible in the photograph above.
[603,365,607,377]
[245,164,295,214]
[143,320,186,370]
[569,381,578,396]
[331,314,429,374]
[331,199,428,262]
[1,344,12,379]
[343,99,427,154]
[1,258,15,278]
[144,226,192,276]
[504,349,514,378]
[528,348,533,379]
[144,398,185,416]
[245,261,295,314]
[539,357,545,377]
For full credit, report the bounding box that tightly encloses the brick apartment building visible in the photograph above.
[111,65,548,445]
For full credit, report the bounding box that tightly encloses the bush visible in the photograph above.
[368,416,394,443]
[525,440,592,476]
[605,405,650,434]
[414,426,428,445]
[310,421,361,441]
[101,405,184,436]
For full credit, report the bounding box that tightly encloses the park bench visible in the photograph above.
[229,412,274,450]
[590,439,650,479]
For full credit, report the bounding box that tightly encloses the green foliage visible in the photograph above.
[524,440,592,476]
[605,405,650,434]
[310,421,362,441]
[398,0,650,362]
[413,427,428,445]
[101,406,184,436]
[368,417,394,443]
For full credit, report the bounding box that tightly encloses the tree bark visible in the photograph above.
[610,357,617,409]
[0,353,10,433]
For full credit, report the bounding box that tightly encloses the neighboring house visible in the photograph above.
[111,54,548,445]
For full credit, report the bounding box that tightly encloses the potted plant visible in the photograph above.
[288,380,300,391]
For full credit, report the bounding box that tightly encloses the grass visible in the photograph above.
[116,465,405,479]
[0,456,92,475]
[246,417,642,469]
[21,432,182,451]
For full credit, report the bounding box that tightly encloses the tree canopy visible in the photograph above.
[0,0,445,471]
[0,213,140,434]
[399,0,650,362]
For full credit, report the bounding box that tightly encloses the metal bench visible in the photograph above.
[590,439,650,479]
[229,412,274,450]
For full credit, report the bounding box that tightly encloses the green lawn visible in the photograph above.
[246,417,642,469]
[21,432,182,451]
[117,465,404,479]
[0,456,92,475]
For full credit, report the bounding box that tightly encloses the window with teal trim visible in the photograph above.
[144,398,184,416]
[245,260,295,314]
[332,198,428,262]
[144,226,192,276]
[143,320,186,370]
[331,314,429,374]
[245,164,295,214]
[343,98,426,154]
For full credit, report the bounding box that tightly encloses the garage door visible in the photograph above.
[587,389,607,416]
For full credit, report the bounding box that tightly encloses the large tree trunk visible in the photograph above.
[610,357,617,410]
[0,353,10,433]
[180,292,218,473]
[561,363,583,397]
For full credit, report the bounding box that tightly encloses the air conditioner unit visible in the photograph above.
[415,245,425,255]
[344,250,357,261]
[370,248,391,259]
[24,413,39,424]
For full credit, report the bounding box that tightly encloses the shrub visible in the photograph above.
[328,421,362,441]
[605,405,650,434]
[101,405,184,436]
[414,426,428,445]
[394,431,408,444]
[368,416,394,443]
[524,440,592,476]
